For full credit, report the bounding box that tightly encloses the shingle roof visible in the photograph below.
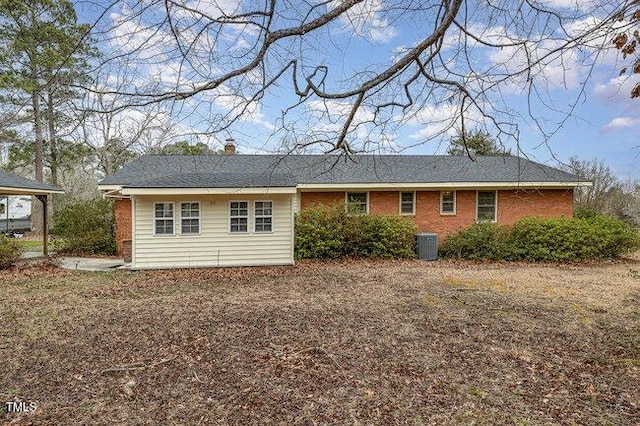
[99,154,585,188]
[0,169,63,193]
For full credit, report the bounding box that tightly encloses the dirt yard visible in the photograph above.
[1,257,638,425]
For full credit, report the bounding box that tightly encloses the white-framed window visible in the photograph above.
[180,202,200,234]
[477,191,497,222]
[229,201,249,233]
[440,191,456,215]
[254,201,273,232]
[346,192,368,214]
[400,191,415,215]
[154,202,174,235]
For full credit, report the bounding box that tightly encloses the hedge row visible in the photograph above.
[295,204,417,259]
[440,216,639,261]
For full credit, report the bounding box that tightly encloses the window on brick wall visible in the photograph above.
[346,192,368,214]
[400,192,415,215]
[477,191,497,222]
[154,202,174,235]
[440,191,456,214]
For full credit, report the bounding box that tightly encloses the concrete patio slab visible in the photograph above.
[56,257,128,272]
[21,251,48,259]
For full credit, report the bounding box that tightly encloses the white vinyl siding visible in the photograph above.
[292,192,301,213]
[132,195,294,269]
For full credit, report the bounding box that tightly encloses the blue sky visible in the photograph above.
[77,0,639,180]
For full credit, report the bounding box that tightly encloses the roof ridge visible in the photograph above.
[99,154,586,187]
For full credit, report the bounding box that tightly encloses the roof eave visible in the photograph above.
[0,185,65,195]
[120,186,297,196]
[296,181,592,190]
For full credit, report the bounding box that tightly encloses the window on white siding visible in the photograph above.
[154,202,174,235]
[230,201,248,233]
[477,191,497,222]
[400,192,415,215]
[440,191,456,214]
[180,202,200,234]
[346,192,368,214]
[254,201,273,232]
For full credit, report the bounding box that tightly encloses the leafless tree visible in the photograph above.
[73,66,179,176]
[80,0,639,155]
[564,156,640,224]
[565,157,620,213]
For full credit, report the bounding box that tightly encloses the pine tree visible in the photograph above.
[0,0,95,225]
[446,129,510,157]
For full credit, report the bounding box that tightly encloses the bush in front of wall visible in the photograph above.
[440,215,639,262]
[353,214,418,258]
[438,223,510,260]
[294,204,348,259]
[294,204,417,259]
[51,198,117,255]
[0,234,21,269]
[507,216,639,261]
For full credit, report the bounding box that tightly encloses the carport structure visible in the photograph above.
[0,169,64,256]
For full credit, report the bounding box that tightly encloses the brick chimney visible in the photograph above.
[224,138,236,155]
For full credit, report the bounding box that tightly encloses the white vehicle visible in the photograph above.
[0,195,32,234]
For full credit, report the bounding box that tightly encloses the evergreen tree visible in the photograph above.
[0,0,95,225]
[446,129,510,157]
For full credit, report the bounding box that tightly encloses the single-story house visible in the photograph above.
[98,145,589,269]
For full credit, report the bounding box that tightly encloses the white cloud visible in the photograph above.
[406,103,483,141]
[600,117,640,133]
[539,0,593,11]
[199,84,275,131]
[332,0,397,43]
[305,99,377,139]
[108,10,171,60]
[593,75,640,111]
[175,0,241,18]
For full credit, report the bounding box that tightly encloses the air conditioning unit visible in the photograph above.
[416,233,438,260]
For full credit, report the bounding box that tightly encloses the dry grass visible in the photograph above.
[1,257,638,425]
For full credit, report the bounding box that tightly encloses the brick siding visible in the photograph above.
[300,192,344,209]
[114,198,132,256]
[300,189,574,237]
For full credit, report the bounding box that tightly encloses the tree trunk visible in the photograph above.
[31,83,45,234]
[32,88,44,183]
[47,89,57,187]
[46,88,60,215]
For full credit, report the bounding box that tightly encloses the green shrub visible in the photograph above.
[51,198,117,255]
[440,215,639,262]
[295,204,417,259]
[439,223,509,260]
[294,204,348,259]
[354,214,419,258]
[574,204,599,219]
[0,234,21,269]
